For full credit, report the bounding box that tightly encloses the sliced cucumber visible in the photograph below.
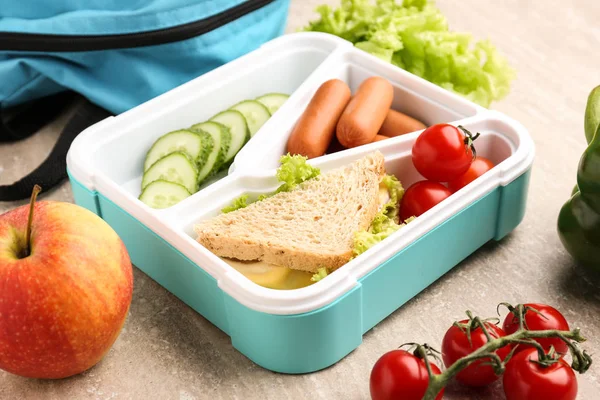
[230,100,271,137]
[141,152,198,193]
[210,110,249,164]
[143,129,204,172]
[190,121,231,183]
[195,130,214,169]
[255,93,289,115]
[139,180,191,209]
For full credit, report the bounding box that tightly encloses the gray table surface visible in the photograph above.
[2,0,600,399]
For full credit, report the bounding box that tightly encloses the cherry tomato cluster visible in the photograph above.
[399,124,495,222]
[370,303,580,400]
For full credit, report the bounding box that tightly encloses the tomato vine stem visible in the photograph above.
[415,305,592,400]
[458,125,480,160]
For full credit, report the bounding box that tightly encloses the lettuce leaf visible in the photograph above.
[275,154,321,193]
[222,154,320,213]
[353,212,416,257]
[221,194,249,213]
[311,267,329,282]
[355,41,394,63]
[353,217,402,257]
[303,0,515,107]
[381,174,404,223]
[353,174,413,256]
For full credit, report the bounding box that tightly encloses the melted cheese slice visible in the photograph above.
[220,258,313,290]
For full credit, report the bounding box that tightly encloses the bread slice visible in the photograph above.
[194,151,386,273]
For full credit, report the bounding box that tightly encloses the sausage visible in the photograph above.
[286,79,351,159]
[372,135,390,142]
[325,135,346,154]
[336,76,393,148]
[378,109,427,137]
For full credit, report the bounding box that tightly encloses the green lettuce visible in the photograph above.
[222,154,320,213]
[353,216,403,257]
[221,194,249,213]
[275,154,321,193]
[353,212,416,257]
[381,174,404,223]
[353,174,412,256]
[303,0,515,107]
[355,41,394,63]
[311,267,329,282]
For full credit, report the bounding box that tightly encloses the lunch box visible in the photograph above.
[66,32,534,374]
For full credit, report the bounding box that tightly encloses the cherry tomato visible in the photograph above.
[502,303,570,355]
[370,350,444,400]
[448,157,495,192]
[412,123,477,182]
[399,181,452,221]
[441,320,510,387]
[503,348,577,400]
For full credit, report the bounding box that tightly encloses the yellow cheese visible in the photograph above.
[221,258,314,290]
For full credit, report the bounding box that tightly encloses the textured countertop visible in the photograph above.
[2,0,600,399]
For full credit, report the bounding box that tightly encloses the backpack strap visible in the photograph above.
[0,94,111,201]
[0,92,75,142]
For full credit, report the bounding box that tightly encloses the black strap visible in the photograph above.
[0,95,112,201]
[0,92,76,142]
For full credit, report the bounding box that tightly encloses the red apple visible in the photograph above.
[0,186,133,379]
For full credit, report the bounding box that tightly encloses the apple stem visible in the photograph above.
[24,185,42,258]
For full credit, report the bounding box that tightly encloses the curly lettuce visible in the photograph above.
[353,174,413,256]
[221,194,249,213]
[311,267,329,282]
[381,174,404,223]
[353,213,416,257]
[303,0,515,107]
[353,217,402,257]
[275,154,321,193]
[222,154,320,213]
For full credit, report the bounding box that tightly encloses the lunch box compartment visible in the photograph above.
[233,53,483,171]
[96,43,330,196]
[66,32,534,374]
[68,34,341,206]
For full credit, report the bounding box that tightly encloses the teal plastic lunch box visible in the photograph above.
[66,33,534,374]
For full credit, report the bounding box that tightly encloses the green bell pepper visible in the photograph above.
[557,86,600,271]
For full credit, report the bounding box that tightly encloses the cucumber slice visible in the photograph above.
[230,100,271,137]
[195,130,214,169]
[191,121,231,183]
[210,110,249,164]
[255,93,289,115]
[141,152,198,193]
[143,129,205,172]
[139,180,191,209]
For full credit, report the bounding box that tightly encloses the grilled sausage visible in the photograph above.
[336,76,393,148]
[286,79,352,159]
[378,109,427,137]
[372,134,390,142]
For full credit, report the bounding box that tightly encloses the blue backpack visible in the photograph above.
[0,0,290,200]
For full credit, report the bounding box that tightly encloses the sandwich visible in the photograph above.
[194,151,410,282]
